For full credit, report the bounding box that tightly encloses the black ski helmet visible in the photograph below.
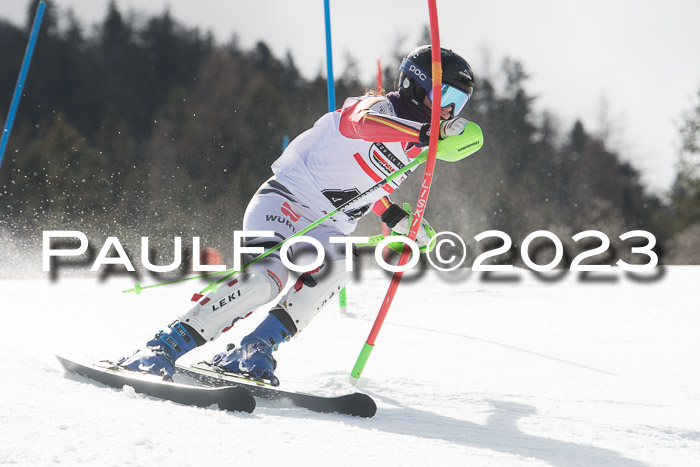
[399,45,475,116]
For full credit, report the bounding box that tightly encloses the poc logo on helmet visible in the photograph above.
[409,64,428,82]
[459,70,473,81]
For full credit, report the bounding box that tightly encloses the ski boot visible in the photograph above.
[117,321,204,381]
[211,308,297,386]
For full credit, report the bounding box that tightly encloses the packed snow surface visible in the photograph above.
[2,266,699,466]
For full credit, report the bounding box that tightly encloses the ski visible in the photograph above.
[176,362,377,418]
[56,355,256,413]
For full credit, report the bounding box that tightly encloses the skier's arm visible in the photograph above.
[372,197,392,217]
[371,197,411,228]
[339,96,469,145]
[372,198,435,250]
[339,96,429,144]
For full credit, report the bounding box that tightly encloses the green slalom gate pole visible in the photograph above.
[351,0,443,381]
[123,152,428,295]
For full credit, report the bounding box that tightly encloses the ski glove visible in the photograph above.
[381,202,436,253]
[418,117,469,145]
[439,117,469,139]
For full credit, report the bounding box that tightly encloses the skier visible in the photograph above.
[118,45,476,385]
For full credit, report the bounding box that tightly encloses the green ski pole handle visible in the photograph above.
[355,234,386,248]
[435,121,483,162]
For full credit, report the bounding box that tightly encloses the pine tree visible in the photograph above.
[667,89,700,262]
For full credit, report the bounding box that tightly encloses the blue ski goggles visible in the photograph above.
[400,58,472,116]
[429,84,470,116]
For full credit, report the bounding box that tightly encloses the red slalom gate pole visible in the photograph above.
[351,0,442,380]
[377,59,393,261]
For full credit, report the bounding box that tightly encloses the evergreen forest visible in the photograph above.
[1,0,699,275]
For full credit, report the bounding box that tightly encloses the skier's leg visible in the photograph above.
[213,226,355,385]
[116,320,205,381]
[177,265,284,342]
[118,182,302,379]
[117,257,288,381]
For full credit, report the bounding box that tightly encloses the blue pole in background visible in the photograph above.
[0,1,46,167]
[323,0,336,111]
[323,0,347,311]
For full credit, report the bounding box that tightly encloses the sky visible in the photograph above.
[3,0,700,195]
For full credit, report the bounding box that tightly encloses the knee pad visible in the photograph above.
[178,268,285,342]
[277,257,352,333]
